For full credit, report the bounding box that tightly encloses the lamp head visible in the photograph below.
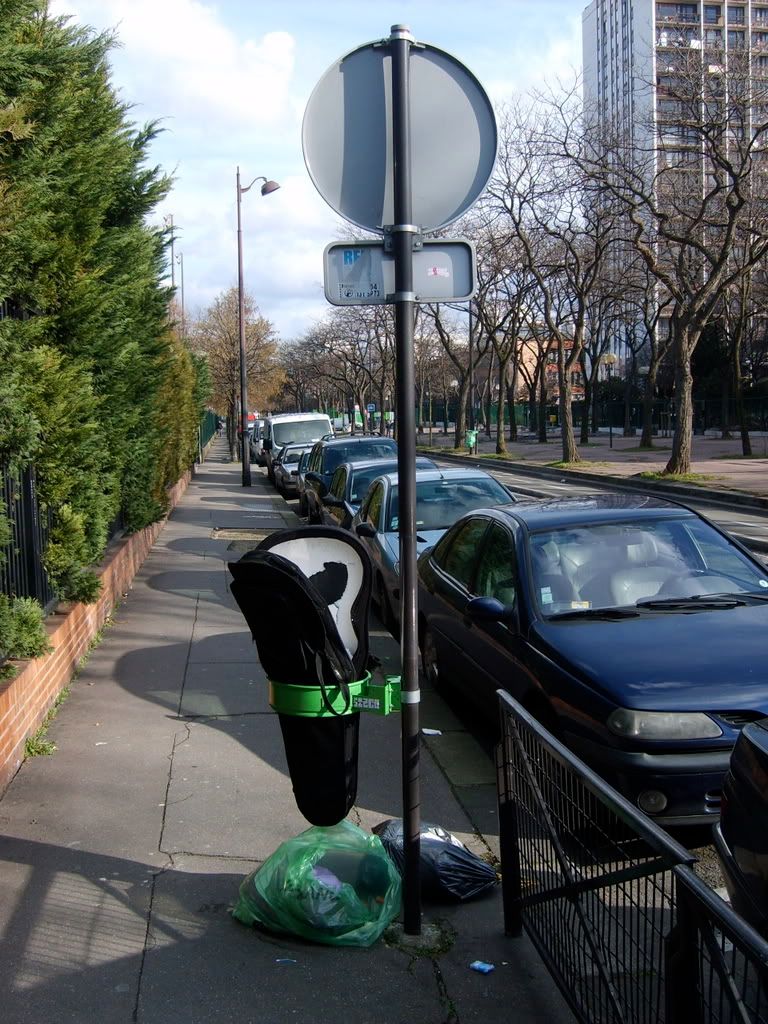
[261,179,280,196]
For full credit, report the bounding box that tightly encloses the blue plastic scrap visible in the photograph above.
[469,960,495,974]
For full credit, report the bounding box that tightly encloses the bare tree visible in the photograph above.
[192,286,280,457]
[488,97,620,463]
[577,50,768,473]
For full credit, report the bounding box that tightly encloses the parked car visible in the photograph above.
[321,456,437,529]
[713,719,768,936]
[303,434,398,523]
[352,467,515,630]
[249,418,267,464]
[273,443,314,498]
[262,412,333,483]
[416,494,768,825]
[296,450,313,517]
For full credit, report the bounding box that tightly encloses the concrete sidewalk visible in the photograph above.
[0,437,569,1024]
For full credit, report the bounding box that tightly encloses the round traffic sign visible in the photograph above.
[302,38,497,234]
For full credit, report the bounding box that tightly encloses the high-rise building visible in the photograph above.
[583,0,768,163]
[582,1,768,370]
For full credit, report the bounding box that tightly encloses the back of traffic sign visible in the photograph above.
[302,39,497,233]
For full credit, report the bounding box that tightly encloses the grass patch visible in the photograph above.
[23,612,115,760]
[25,685,70,758]
[637,471,720,484]
[546,460,613,469]
[711,453,768,460]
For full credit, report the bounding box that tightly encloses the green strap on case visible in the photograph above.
[269,673,401,717]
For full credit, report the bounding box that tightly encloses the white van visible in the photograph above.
[262,412,333,482]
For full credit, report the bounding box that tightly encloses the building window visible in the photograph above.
[728,29,746,47]
[727,6,746,25]
[704,5,721,22]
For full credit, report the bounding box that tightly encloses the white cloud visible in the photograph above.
[53,0,296,135]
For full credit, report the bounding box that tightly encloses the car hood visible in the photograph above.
[531,605,768,710]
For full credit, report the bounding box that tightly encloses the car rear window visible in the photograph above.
[387,476,511,532]
[325,440,397,474]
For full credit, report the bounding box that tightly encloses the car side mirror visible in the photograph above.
[465,596,519,631]
[323,494,343,508]
[355,522,377,539]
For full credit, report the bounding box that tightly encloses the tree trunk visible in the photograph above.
[623,355,636,436]
[732,339,753,456]
[507,363,519,443]
[454,379,469,449]
[640,361,659,448]
[537,373,548,444]
[559,377,579,463]
[720,374,732,440]
[496,356,511,454]
[664,335,695,475]
[528,381,538,436]
[580,374,592,445]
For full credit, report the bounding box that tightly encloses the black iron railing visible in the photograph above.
[0,467,57,614]
[497,692,768,1024]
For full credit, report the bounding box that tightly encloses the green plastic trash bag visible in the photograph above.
[232,819,402,947]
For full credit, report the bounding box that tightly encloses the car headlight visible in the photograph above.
[607,708,723,740]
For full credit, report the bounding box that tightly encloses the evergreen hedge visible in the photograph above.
[0,1,209,660]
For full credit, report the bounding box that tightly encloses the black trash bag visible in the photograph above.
[229,527,372,827]
[373,818,498,902]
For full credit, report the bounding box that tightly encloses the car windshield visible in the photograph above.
[386,476,511,532]
[325,440,397,475]
[273,419,331,445]
[529,516,768,618]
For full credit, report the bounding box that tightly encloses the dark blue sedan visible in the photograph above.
[417,494,768,826]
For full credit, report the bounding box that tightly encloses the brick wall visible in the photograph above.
[0,471,191,796]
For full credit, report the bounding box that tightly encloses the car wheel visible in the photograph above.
[421,626,441,689]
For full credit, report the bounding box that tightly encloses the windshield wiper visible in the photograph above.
[548,607,640,621]
[635,595,747,611]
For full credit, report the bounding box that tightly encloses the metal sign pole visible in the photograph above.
[390,23,421,936]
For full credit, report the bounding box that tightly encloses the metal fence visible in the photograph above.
[496,692,768,1024]
[0,466,57,613]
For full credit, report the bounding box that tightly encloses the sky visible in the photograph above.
[50,0,584,342]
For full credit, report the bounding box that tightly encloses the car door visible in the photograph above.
[305,443,323,517]
[323,466,347,527]
[460,521,530,715]
[421,516,492,692]
[358,482,386,580]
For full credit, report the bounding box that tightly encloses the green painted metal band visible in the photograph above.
[268,673,371,717]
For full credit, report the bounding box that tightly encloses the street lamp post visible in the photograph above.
[236,167,280,487]
[603,352,618,449]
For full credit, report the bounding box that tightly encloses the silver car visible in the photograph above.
[352,467,515,631]
[273,443,314,498]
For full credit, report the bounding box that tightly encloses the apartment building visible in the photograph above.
[582,0,768,372]
[583,1,768,133]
